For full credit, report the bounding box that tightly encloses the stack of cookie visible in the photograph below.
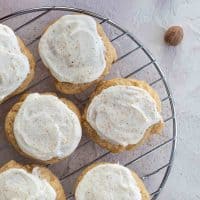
[0,14,163,200]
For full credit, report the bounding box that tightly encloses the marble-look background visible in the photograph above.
[0,1,199,199]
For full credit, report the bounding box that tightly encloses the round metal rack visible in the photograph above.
[0,6,177,200]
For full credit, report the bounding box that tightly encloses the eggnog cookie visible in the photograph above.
[0,160,65,199]
[0,24,35,104]
[5,93,82,164]
[83,78,163,153]
[39,15,117,94]
[75,162,150,200]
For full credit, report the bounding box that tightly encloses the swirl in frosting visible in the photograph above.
[75,163,142,200]
[39,15,106,84]
[0,24,30,101]
[87,85,161,146]
[14,93,82,161]
[0,168,56,199]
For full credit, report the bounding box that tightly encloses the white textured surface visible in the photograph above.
[14,93,82,161]
[0,0,199,199]
[87,85,161,146]
[75,163,142,200]
[0,24,30,101]
[39,15,106,83]
[0,167,56,199]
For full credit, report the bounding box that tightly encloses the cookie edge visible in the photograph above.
[82,78,164,153]
[0,37,35,104]
[0,160,66,200]
[39,15,117,94]
[74,162,150,200]
[4,92,81,164]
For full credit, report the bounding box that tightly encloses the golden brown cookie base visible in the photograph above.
[0,37,35,104]
[82,78,164,153]
[40,16,117,94]
[0,160,66,200]
[75,162,150,200]
[5,92,81,164]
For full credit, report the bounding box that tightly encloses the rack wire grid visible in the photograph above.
[0,6,177,200]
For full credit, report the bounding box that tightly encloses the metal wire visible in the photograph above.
[0,6,177,200]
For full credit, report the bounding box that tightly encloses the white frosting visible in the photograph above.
[13,93,82,161]
[75,163,142,200]
[39,15,106,84]
[0,24,30,101]
[87,85,161,146]
[0,167,56,199]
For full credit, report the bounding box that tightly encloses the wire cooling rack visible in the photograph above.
[0,6,177,200]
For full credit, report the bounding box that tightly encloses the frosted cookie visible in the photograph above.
[0,24,35,104]
[75,162,150,200]
[83,78,163,153]
[0,160,65,200]
[39,15,117,94]
[5,93,82,164]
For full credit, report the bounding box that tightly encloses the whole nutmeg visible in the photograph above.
[164,26,183,46]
